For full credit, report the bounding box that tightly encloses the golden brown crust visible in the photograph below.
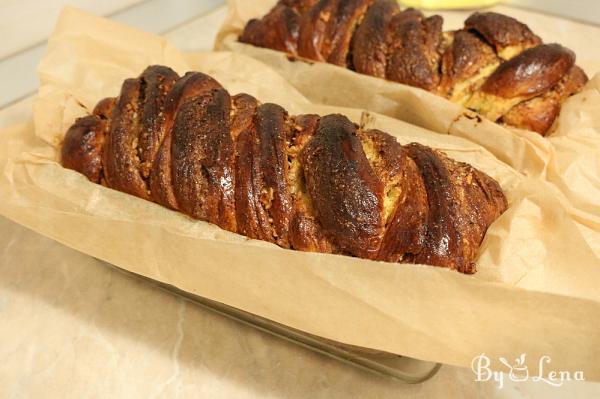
[69,67,172,199]
[467,43,577,122]
[62,66,508,273]
[481,44,575,100]
[438,30,500,103]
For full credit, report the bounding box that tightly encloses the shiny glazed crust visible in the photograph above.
[61,66,508,273]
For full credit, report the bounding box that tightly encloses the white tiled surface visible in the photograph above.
[0,0,142,59]
[0,0,224,108]
[1,2,599,398]
[1,0,598,109]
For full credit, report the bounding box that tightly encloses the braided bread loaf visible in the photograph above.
[240,1,588,135]
[61,66,507,273]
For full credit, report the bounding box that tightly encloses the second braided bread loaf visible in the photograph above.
[240,1,588,135]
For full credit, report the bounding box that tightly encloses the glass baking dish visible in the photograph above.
[110,264,441,383]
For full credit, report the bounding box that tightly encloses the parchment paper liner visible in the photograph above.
[0,8,599,379]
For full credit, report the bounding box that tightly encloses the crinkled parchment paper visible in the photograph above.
[0,7,599,379]
[217,0,600,259]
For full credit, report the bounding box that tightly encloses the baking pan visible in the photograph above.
[110,264,441,383]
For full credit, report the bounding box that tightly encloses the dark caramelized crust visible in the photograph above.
[255,103,294,245]
[549,65,588,102]
[386,10,443,91]
[240,3,301,55]
[423,15,444,57]
[357,129,428,262]
[93,97,116,120]
[239,3,587,135]
[352,0,399,77]
[378,154,428,262]
[150,72,222,209]
[234,125,262,239]
[62,66,508,273]
[298,0,373,66]
[465,12,541,59]
[296,0,332,61]
[102,78,148,198]
[405,143,507,273]
[438,30,500,104]
[301,114,384,258]
[287,114,336,252]
[62,116,106,183]
[137,66,179,179]
[230,93,260,141]
[500,96,560,135]
[451,160,507,268]
[325,0,373,66]
[62,97,116,184]
[404,143,464,270]
[171,88,236,231]
[500,65,588,134]
[356,129,405,220]
[389,6,422,22]
[235,104,294,247]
